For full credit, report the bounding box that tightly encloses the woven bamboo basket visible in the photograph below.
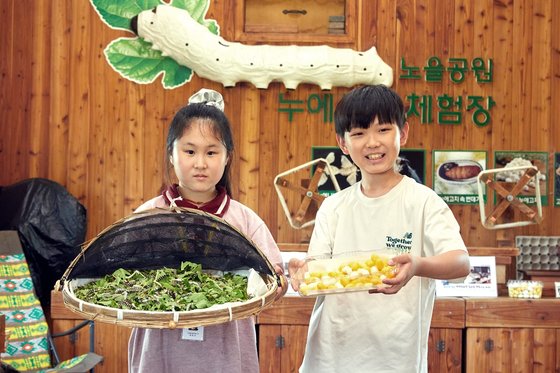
[57,207,280,329]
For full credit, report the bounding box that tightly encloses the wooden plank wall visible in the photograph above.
[1,0,559,249]
[1,1,559,372]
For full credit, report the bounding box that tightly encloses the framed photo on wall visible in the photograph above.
[494,151,548,206]
[398,148,426,185]
[311,146,426,196]
[433,150,487,205]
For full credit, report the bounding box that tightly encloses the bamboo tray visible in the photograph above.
[56,207,281,328]
[60,274,278,329]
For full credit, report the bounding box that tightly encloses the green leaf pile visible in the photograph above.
[74,261,249,312]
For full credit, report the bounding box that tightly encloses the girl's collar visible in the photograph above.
[162,184,230,217]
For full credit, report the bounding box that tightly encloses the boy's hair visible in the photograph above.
[164,103,234,196]
[334,85,406,137]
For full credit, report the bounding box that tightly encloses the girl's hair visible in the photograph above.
[334,85,406,137]
[164,103,234,196]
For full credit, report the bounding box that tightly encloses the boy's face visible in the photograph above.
[336,117,409,178]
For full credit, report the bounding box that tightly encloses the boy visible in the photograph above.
[289,85,470,373]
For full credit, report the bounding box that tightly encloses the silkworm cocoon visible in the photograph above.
[349,271,360,280]
[134,5,393,90]
[357,268,370,276]
[445,165,481,180]
[341,265,353,275]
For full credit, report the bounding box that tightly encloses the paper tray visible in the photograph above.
[299,284,389,297]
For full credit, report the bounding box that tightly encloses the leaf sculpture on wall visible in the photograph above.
[90,0,394,90]
[90,0,218,89]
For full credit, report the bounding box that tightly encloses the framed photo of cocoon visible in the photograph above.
[432,150,487,205]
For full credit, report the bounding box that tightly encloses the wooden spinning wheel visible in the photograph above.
[274,158,341,229]
[477,165,543,230]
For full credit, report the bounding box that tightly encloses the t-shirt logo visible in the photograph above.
[385,232,413,253]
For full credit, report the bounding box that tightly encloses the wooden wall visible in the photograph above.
[1,0,559,251]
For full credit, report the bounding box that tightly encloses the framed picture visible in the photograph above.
[311,146,426,196]
[311,146,358,196]
[494,151,548,206]
[435,256,497,297]
[398,148,426,185]
[433,150,487,205]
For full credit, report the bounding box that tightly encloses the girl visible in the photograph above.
[128,89,286,373]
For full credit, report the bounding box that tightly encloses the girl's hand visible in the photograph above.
[369,254,418,295]
[274,264,288,300]
[287,258,307,292]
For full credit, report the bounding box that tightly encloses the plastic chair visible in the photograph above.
[0,231,102,373]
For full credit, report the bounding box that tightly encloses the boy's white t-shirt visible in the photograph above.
[300,176,467,373]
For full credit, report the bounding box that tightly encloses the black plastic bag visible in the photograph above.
[0,178,86,310]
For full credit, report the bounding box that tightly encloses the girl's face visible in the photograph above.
[336,117,409,179]
[170,120,229,202]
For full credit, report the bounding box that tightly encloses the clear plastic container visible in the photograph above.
[507,280,543,299]
[293,250,397,296]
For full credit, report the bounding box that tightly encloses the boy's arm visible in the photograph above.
[289,197,335,292]
[287,258,306,291]
[411,249,471,279]
[374,250,470,295]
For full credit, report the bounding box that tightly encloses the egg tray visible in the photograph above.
[515,236,560,272]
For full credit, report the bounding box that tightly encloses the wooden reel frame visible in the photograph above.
[274,158,341,229]
[477,165,543,230]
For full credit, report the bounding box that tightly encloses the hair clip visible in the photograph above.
[188,88,225,111]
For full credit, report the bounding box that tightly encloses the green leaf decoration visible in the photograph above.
[89,0,161,31]
[104,37,193,89]
[92,0,219,88]
[170,0,219,35]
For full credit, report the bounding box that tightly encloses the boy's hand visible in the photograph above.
[369,254,418,295]
[287,258,307,292]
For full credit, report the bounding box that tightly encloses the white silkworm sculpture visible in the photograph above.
[134,5,394,90]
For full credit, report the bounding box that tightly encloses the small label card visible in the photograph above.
[181,326,204,341]
[436,256,497,297]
